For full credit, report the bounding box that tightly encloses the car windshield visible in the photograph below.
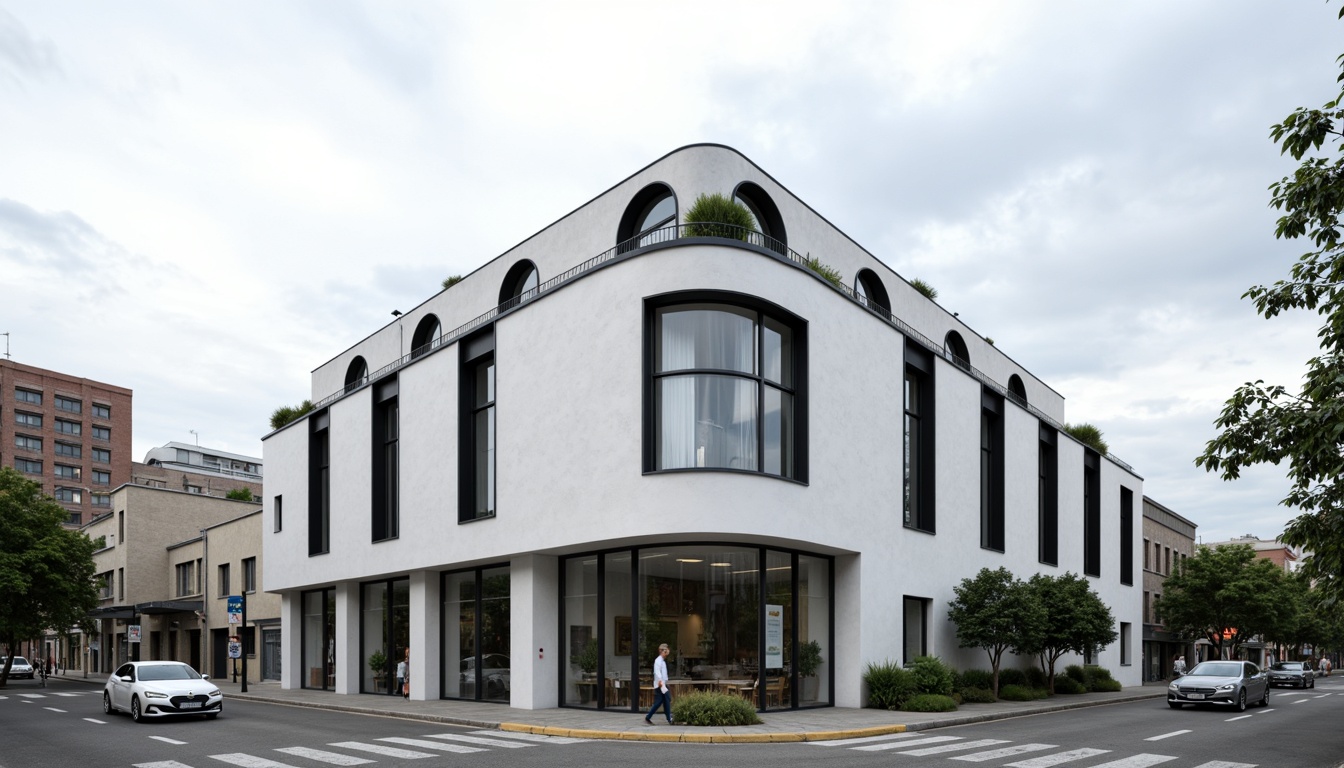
[1189,662,1241,677]
[137,664,201,681]
[11,657,29,665]
[1270,662,1302,671]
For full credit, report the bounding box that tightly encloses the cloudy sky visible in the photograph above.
[2,1,1339,544]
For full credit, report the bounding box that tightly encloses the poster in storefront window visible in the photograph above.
[765,604,783,668]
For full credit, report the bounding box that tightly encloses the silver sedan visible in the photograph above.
[1168,660,1269,711]
[102,661,222,722]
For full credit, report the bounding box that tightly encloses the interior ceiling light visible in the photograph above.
[676,558,704,563]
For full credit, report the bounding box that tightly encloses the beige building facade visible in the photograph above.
[1142,496,1198,681]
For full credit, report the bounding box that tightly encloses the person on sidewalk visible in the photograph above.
[1172,656,1186,678]
[644,643,673,725]
[399,647,410,699]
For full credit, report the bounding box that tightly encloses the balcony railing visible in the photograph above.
[310,224,1132,472]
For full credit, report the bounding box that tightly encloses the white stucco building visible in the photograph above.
[262,144,1143,711]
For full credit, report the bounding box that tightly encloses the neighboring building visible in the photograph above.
[0,359,133,527]
[1141,496,1197,680]
[79,484,263,678]
[133,441,264,500]
[1204,533,1302,574]
[262,144,1145,711]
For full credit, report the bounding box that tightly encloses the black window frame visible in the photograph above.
[93,403,111,419]
[904,340,936,533]
[1038,425,1059,565]
[92,425,111,441]
[1120,487,1134,586]
[243,556,257,593]
[459,329,496,523]
[93,447,111,463]
[15,388,42,405]
[308,411,331,556]
[372,378,400,542]
[980,389,1005,552]
[55,395,81,413]
[1083,450,1101,578]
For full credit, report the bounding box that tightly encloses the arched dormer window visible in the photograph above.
[617,183,677,251]
[854,269,891,316]
[1007,374,1027,406]
[411,314,441,359]
[732,181,786,254]
[498,259,540,311]
[944,330,970,370]
[344,356,368,393]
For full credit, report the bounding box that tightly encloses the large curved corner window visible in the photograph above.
[410,315,442,359]
[647,293,806,481]
[944,330,970,370]
[618,183,677,252]
[854,269,891,316]
[498,259,540,310]
[732,182,786,254]
[1007,374,1027,407]
[344,356,368,393]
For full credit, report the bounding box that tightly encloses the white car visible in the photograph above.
[2,657,35,679]
[102,661,222,722]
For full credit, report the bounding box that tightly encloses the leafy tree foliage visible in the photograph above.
[1156,544,1286,659]
[225,488,255,502]
[1018,572,1117,694]
[1063,423,1108,455]
[1263,570,1323,659]
[946,567,1045,696]
[270,399,314,430]
[1196,13,1344,605]
[0,467,100,686]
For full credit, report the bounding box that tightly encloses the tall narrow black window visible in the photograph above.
[904,341,935,533]
[372,378,399,542]
[1120,487,1134,586]
[460,330,496,522]
[1083,450,1101,577]
[308,412,331,556]
[1038,426,1058,565]
[980,389,1004,552]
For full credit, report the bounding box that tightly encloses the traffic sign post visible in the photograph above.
[227,594,249,693]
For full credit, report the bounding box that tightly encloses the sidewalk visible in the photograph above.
[43,673,1165,744]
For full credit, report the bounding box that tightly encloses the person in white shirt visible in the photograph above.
[1173,655,1186,678]
[644,643,673,725]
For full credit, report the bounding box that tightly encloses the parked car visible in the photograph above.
[1268,661,1315,688]
[102,661,222,722]
[461,653,511,699]
[2,656,35,679]
[1168,660,1269,711]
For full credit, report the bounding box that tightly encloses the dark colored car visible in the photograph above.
[1268,661,1315,688]
[1168,660,1269,711]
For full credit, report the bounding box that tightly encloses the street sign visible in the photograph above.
[228,641,241,659]
[128,625,141,644]
[228,595,243,624]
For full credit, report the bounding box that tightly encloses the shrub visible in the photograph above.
[956,669,994,691]
[683,193,755,240]
[1083,667,1121,692]
[902,693,958,712]
[999,684,1049,701]
[803,254,843,288]
[910,277,938,299]
[1063,664,1088,685]
[865,660,917,710]
[1063,423,1108,455]
[910,656,955,696]
[1024,667,1047,689]
[225,488,254,501]
[959,686,998,703]
[670,691,762,726]
[998,668,1028,688]
[1052,675,1087,694]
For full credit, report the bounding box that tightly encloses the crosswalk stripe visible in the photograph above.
[1088,755,1177,768]
[1007,748,1112,767]
[134,762,195,768]
[377,737,486,754]
[151,737,188,745]
[16,693,46,698]
[469,730,590,744]
[43,707,66,713]
[1145,730,1191,740]
[810,732,923,747]
[1190,762,1257,768]
[952,743,1060,761]
[854,735,962,752]
[209,754,300,768]
[899,739,1011,756]
[52,692,83,697]
[422,732,534,748]
[329,741,435,759]
[84,718,105,724]
[275,747,374,766]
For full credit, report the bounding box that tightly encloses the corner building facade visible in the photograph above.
[263,144,1143,710]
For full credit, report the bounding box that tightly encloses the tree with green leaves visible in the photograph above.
[0,467,100,686]
[270,399,314,430]
[1262,570,1322,660]
[1156,544,1287,660]
[1196,8,1344,606]
[947,567,1045,696]
[1063,423,1108,455]
[225,488,255,502]
[1019,572,1117,694]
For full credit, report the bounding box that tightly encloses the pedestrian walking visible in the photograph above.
[644,643,673,725]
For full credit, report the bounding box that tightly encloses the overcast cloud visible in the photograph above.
[1,0,1339,544]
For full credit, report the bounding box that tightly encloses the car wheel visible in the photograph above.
[102,692,115,715]
[1168,701,1183,709]
[131,696,144,723]
[1259,688,1270,707]
[1235,689,1247,712]
[1310,678,1316,689]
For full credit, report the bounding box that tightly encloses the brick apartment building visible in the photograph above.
[1,359,133,527]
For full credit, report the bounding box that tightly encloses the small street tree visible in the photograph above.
[0,467,100,687]
[947,567,1045,696]
[1020,572,1118,694]
[1156,544,1287,660]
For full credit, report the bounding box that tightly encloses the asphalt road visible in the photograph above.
[2,675,1341,768]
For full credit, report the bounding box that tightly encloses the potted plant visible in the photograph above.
[367,649,388,692]
[797,640,823,701]
[574,639,599,703]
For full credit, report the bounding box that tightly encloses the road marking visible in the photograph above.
[209,755,300,767]
[377,737,486,754]
[51,692,83,697]
[1007,748,1111,767]
[83,718,105,724]
[854,735,962,751]
[16,693,46,698]
[1292,698,1310,704]
[43,707,67,713]
[1259,708,1276,712]
[900,739,1011,756]
[1313,693,1331,698]
[468,730,590,744]
[328,741,434,759]
[809,732,922,747]
[150,736,189,745]
[135,762,195,768]
[953,743,1058,762]
[275,747,375,765]
[1088,755,1177,767]
[1189,762,1258,767]
[423,732,534,748]
[1144,730,1190,741]
[1224,715,1252,721]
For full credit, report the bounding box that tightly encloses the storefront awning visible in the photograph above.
[87,600,203,621]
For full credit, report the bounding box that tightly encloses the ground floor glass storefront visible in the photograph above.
[301,588,336,690]
[442,565,511,702]
[561,544,831,711]
[361,578,409,695]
